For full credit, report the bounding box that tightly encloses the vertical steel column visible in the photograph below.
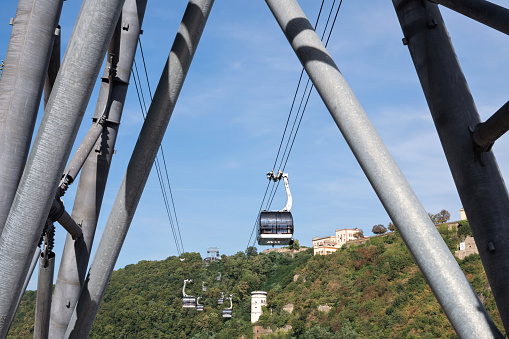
[0,0,126,336]
[33,254,55,339]
[431,0,509,36]
[0,0,64,235]
[64,1,214,337]
[265,0,502,337]
[49,0,147,337]
[394,0,509,334]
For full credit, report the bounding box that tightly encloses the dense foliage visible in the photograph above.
[8,229,505,338]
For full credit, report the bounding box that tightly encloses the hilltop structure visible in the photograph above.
[251,291,267,323]
[312,228,361,256]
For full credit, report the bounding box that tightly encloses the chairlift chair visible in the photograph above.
[181,279,196,308]
[222,295,233,318]
[196,297,204,311]
[218,291,224,305]
[257,171,294,246]
[202,281,207,292]
[217,272,221,281]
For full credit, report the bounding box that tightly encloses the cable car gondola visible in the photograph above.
[222,295,233,318]
[182,279,196,308]
[257,171,294,246]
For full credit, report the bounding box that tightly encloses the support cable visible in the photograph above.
[266,0,344,211]
[246,0,328,251]
[132,60,183,256]
[138,38,185,253]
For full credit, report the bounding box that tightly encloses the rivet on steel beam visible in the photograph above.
[122,23,129,31]
[402,37,408,45]
[427,18,437,28]
[54,27,61,36]
[9,18,14,25]
[140,29,144,35]
[488,242,496,253]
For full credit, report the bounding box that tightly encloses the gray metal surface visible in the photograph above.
[61,122,104,185]
[7,247,40,333]
[49,1,147,337]
[64,1,214,337]
[33,255,55,339]
[0,0,126,336]
[44,26,61,108]
[394,0,509,335]
[432,0,509,36]
[266,0,502,337]
[473,100,509,152]
[0,0,64,236]
[56,210,82,239]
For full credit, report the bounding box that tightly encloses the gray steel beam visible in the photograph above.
[33,254,55,339]
[473,100,509,152]
[44,26,61,108]
[49,1,148,337]
[56,210,82,239]
[431,0,509,36]
[0,0,64,236]
[0,0,126,336]
[64,1,214,337]
[265,0,502,337]
[6,247,40,333]
[394,0,509,334]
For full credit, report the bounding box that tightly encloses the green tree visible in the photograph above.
[353,229,364,239]
[428,209,451,224]
[289,239,300,250]
[388,222,396,232]
[372,224,387,235]
[457,220,472,240]
[246,246,258,258]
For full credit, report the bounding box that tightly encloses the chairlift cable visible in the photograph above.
[246,0,327,251]
[138,38,185,254]
[132,60,183,256]
[266,0,344,211]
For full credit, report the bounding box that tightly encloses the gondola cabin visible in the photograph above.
[182,297,196,308]
[257,211,294,246]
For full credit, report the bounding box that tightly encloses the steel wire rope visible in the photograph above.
[138,38,185,253]
[246,0,327,251]
[265,0,344,211]
[132,59,183,256]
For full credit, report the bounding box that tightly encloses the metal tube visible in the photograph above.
[265,0,502,337]
[56,210,82,239]
[64,1,214,337]
[61,122,104,186]
[0,0,126,336]
[49,1,148,337]
[44,26,61,108]
[431,0,509,36]
[473,100,509,152]
[6,247,41,333]
[0,0,64,236]
[34,254,55,339]
[393,0,509,335]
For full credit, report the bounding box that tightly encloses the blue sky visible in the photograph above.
[1,0,508,289]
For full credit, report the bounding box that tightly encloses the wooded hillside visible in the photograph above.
[8,225,504,338]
